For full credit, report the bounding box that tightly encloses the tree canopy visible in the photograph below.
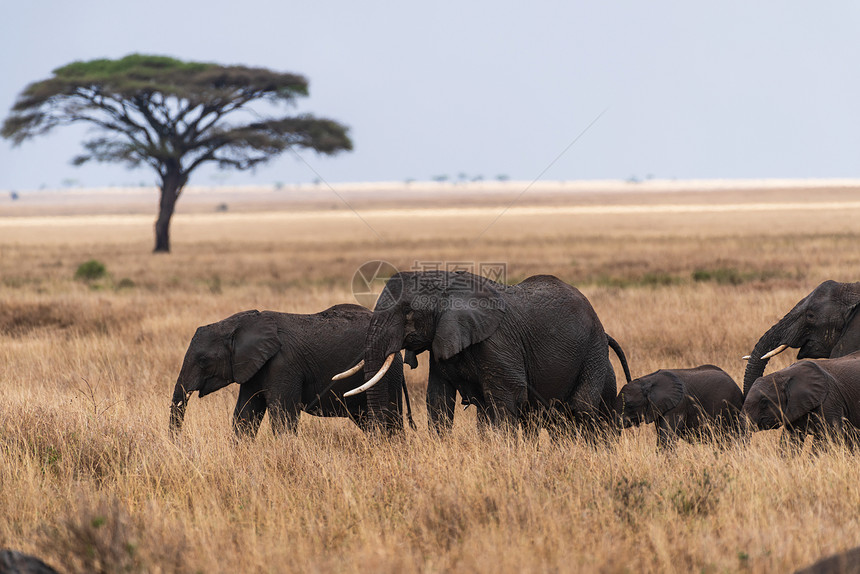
[2,54,353,252]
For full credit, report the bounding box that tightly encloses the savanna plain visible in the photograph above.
[2,183,860,573]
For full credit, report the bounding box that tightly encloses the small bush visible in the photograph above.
[640,272,681,287]
[594,272,681,289]
[670,469,725,517]
[692,267,744,285]
[41,498,187,574]
[611,476,652,524]
[692,266,802,286]
[74,260,107,282]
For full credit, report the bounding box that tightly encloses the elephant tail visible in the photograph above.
[607,334,632,383]
[402,378,417,431]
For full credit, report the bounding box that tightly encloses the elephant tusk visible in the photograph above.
[332,360,365,381]
[761,344,789,360]
[343,354,395,397]
[742,355,751,361]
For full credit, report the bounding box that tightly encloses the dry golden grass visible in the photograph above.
[2,185,860,572]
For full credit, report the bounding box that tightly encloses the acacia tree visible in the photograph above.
[1,54,352,252]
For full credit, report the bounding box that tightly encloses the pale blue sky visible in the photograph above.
[2,1,859,190]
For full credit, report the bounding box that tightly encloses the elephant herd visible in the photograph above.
[170,273,860,450]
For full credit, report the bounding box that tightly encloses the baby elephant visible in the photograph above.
[615,365,745,447]
[744,351,860,450]
[170,305,411,439]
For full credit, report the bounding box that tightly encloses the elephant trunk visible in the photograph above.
[361,311,406,425]
[743,320,790,396]
[169,382,191,438]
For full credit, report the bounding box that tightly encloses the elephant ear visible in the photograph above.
[431,275,506,361]
[784,361,831,423]
[231,312,281,384]
[641,371,685,424]
[831,302,860,358]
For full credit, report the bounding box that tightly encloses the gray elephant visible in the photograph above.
[794,545,860,574]
[0,550,58,574]
[614,365,745,447]
[169,306,412,438]
[744,280,860,396]
[744,352,860,450]
[334,271,631,438]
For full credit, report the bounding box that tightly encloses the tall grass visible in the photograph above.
[1,194,860,572]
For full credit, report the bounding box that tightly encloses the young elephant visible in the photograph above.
[169,305,411,438]
[743,352,860,450]
[615,365,745,447]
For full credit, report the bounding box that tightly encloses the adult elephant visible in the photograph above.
[743,280,860,396]
[169,306,412,438]
[744,352,860,450]
[334,271,631,437]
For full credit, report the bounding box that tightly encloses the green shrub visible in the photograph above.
[115,278,135,290]
[692,267,744,285]
[594,272,681,289]
[74,260,107,282]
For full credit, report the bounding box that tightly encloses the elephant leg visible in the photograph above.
[233,379,267,438]
[427,366,456,436]
[475,403,491,438]
[572,402,607,446]
[719,413,747,448]
[655,417,677,449]
[727,411,750,446]
[570,355,611,443]
[781,427,806,454]
[845,421,860,452]
[813,415,847,453]
[598,363,620,441]
[353,410,370,433]
[541,402,577,444]
[781,416,809,455]
[265,372,303,436]
[520,404,543,443]
[267,403,300,435]
[482,383,523,436]
[546,417,574,444]
[835,416,860,452]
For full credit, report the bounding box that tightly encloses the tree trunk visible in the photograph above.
[154,171,185,253]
